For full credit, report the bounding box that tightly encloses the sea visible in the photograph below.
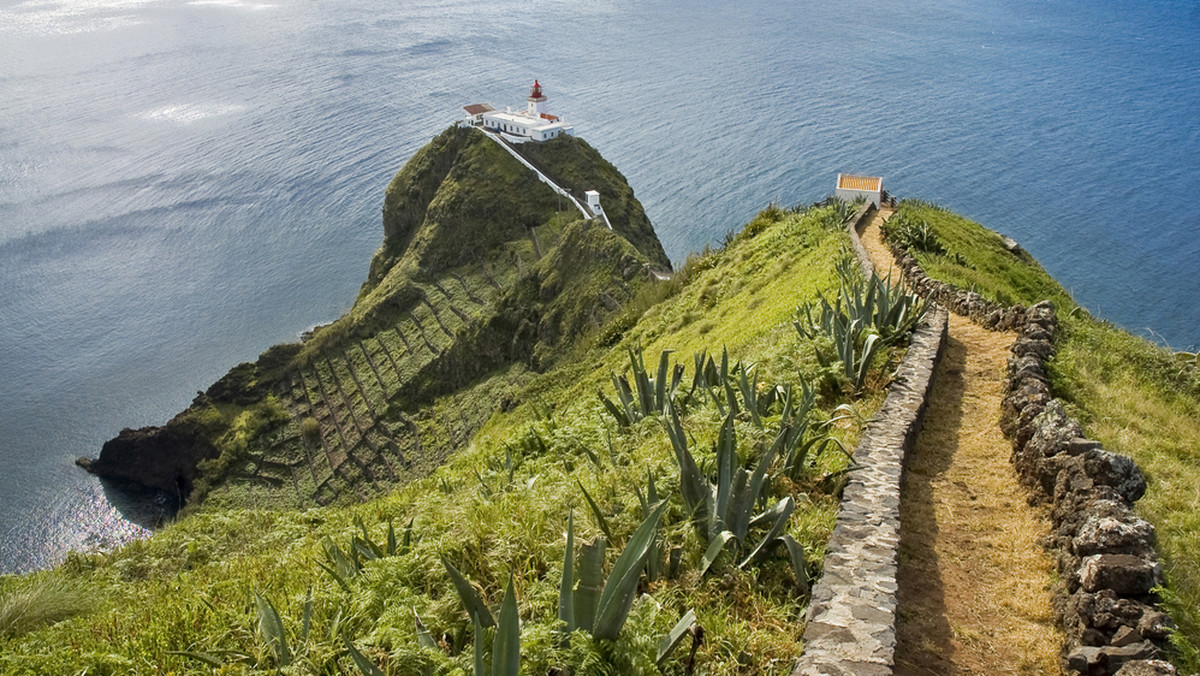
[1,0,1197,574]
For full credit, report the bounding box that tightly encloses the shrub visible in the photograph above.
[300,417,321,441]
[0,576,95,637]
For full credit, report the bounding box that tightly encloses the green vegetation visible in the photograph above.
[27,127,1189,672]
[886,200,1200,671]
[0,199,908,673]
[0,576,95,639]
[795,259,926,392]
[92,125,672,512]
[514,135,671,271]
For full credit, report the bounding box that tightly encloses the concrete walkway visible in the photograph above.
[477,128,612,228]
[858,212,1064,675]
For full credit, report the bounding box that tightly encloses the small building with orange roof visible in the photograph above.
[835,174,883,207]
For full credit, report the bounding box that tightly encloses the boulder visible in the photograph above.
[1066,641,1158,675]
[1012,337,1055,361]
[1136,610,1176,641]
[1079,555,1162,596]
[1028,401,1085,460]
[1050,449,1147,506]
[1073,513,1156,558]
[1110,626,1142,647]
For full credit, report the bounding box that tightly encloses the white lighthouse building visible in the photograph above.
[462,81,575,143]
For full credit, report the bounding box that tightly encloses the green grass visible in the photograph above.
[0,575,96,639]
[0,203,897,674]
[888,200,1200,671]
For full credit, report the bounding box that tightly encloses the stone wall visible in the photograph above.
[880,222,1179,676]
[792,207,949,675]
[793,306,948,676]
[845,201,876,280]
[1002,304,1176,675]
[884,238,1028,332]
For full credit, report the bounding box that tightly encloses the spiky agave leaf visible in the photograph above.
[322,536,360,581]
[654,349,673,413]
[728,433,779,541]
[441,557,496,628]
[713,412,738,534]
[413,609,437,649]
[492,576,520,676]
[740,497,796,568]
[573,537,606,633]
[781,534,811,596]
[300,586,313,646]
[344,636,386,676]
[592,500,669,641]
[558,511,576,637]
[656,609,697,666]
[254,592,290,667]
[577,481,615,541]
[854,333,882,390]
[473,615,486,675]
[355,516,384,559]
[699,530,736,576]
[664,402,707,519]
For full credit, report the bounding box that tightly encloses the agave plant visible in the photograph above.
[598,348,686,426]
[885,213,945,254]
[795,257,924,391]
[558,500,670,641]
[556,506,696,662]
[771,382,850,481]
[690,347,786,423]
[437,561,522,676]
[317,517,417,591]
[827,198,857,228]
[662,403,809,589]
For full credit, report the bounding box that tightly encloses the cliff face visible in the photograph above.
[83,125,665,509]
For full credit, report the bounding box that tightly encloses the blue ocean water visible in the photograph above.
[1,0,1197,574]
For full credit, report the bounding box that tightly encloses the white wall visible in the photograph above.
[835,188,881,207]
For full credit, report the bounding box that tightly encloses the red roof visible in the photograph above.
[463,103,495,115]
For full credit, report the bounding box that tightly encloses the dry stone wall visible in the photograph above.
[793,206,948,675]
[881,223,1179,676]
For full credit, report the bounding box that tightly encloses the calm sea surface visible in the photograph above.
[1,0,1197,573]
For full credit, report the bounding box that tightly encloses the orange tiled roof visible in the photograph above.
[838,174,882,191]
[463,103,495,115]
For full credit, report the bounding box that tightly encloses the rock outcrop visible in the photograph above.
[80,126,667,510]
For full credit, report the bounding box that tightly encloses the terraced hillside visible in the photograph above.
[84,126,665,510]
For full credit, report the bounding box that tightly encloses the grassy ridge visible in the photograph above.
[0,203,895,674]
[888,200,1200,670]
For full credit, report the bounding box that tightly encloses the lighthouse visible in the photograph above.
[462,80,574,143]
[527,80,548,116]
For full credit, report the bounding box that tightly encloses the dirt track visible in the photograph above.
[859,213,1064,674]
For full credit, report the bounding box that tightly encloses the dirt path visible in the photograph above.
[859,213,1064,674]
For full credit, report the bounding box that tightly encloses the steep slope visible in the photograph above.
[81,125,662,509]
[513,135,671,271]
[6,200,874,675]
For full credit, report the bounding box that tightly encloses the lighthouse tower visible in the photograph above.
[527,80,548,116]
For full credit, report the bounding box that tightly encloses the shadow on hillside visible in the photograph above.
[100,477,181,530]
